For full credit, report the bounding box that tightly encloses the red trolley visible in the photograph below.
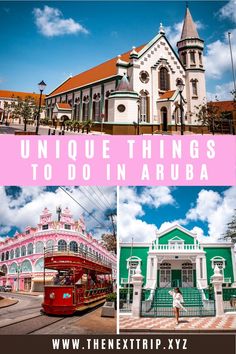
[42,246,113,315]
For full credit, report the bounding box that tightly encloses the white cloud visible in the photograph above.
[205,29,236,79]
[33,6,89,38]
[207,81,235,101]
[219,0,236,24]
[119,187,174,242]
[204,0,236,79]
[186,187,236,242]
[0,186,116,240]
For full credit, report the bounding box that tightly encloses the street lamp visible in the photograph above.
[36,80,47,135]
[16,264,22,292]
[176,79,185,135]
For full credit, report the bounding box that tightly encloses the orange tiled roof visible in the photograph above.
[0,90,45,104]
[208,100,236,112]
[160,90,176,99]
[48,44,145,97]
[57,103,72,109]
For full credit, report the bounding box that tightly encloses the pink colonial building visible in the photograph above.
[0,207,117,292]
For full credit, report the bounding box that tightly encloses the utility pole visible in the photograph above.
[228,32,236,93]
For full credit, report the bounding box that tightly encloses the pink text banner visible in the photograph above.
[0,136,235,186]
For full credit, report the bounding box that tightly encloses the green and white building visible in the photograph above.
[120,225,236,291]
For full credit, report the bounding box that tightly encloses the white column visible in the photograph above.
[211,265,224,316]
[230,247,236,287]
[195,256,201,287]
[146,255,151,281]
[131,264,144,318]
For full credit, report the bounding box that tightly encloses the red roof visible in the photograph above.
[48,44,145,97]
[0,90,45,104]
[160,90,176,99]
[208,101,236,112]
[57,103,72,110]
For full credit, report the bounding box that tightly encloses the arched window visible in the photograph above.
[46,239,54,251]
[85,245,88,254]
[104,91,111,122]
[211,256,225,275]
[15,248,20,258]
[21,260,32,273]
[191,79,198,96]
[6,251,9,260]
[182,52,187,66]
[69,241,78,253]
[74,97,80,120]
[58,239,67,252]
[21,245,26,257]
[27,243,33,255]
[199,52,202,65]
[1,264,8,275]
[35,241,44,254]
[139,91,149,123]
[159,67,170,91]
[34,258,44,272]
[160,262,171,286]
[9,263,17,274]
[1,252,5,261]
[10,249,14,260]
[82,96,90,121]
[92,93,101,121]
[190,50,196,64]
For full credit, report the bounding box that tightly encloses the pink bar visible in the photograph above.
[0,136,235,186]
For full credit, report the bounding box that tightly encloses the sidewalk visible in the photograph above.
[0,296,18,308]
[11,291,43,297]
[120,314,236,332]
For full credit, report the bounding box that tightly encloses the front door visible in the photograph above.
[24,278,32,291]
[171,270,182,287]
[161,107,168,132]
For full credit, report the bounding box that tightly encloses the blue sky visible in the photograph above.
[0,186,116,240]
[0,1,236,100]
[119,186,236,243]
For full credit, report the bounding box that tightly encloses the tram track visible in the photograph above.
[0,313,65,335]
[0,302,105,335]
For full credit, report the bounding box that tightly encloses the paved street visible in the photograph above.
[0,123,104,135]
[0,292,116,334]
[120,314,236,332]
[0,292,43,327]
[32,307,116,335]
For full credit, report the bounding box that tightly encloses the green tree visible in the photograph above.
[223,209,236,243]
[11,95,37,131]
[101,233,117,254]
[195,102,222,134]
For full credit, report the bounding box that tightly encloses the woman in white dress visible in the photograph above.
[168,288,187,324]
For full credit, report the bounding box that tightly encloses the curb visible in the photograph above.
[0,299,18,309]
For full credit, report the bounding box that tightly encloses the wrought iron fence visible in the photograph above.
[119,287,133,313]
[141,288,215,317]
[222,288,236,313]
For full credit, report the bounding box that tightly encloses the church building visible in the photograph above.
[46,7,207,134]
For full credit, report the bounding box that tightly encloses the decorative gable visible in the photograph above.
[157,225,196,245]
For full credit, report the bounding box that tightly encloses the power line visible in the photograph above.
[79,186,107,213]
[59,186,108,229]
[96,186,113,209]
[86,186,109,210]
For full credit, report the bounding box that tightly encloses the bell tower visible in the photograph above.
[177,6,206,125]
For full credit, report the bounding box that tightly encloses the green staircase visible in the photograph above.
[152,287,203,308]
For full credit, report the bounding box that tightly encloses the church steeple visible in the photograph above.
[176,6,206,127]
[180,7,199,40]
